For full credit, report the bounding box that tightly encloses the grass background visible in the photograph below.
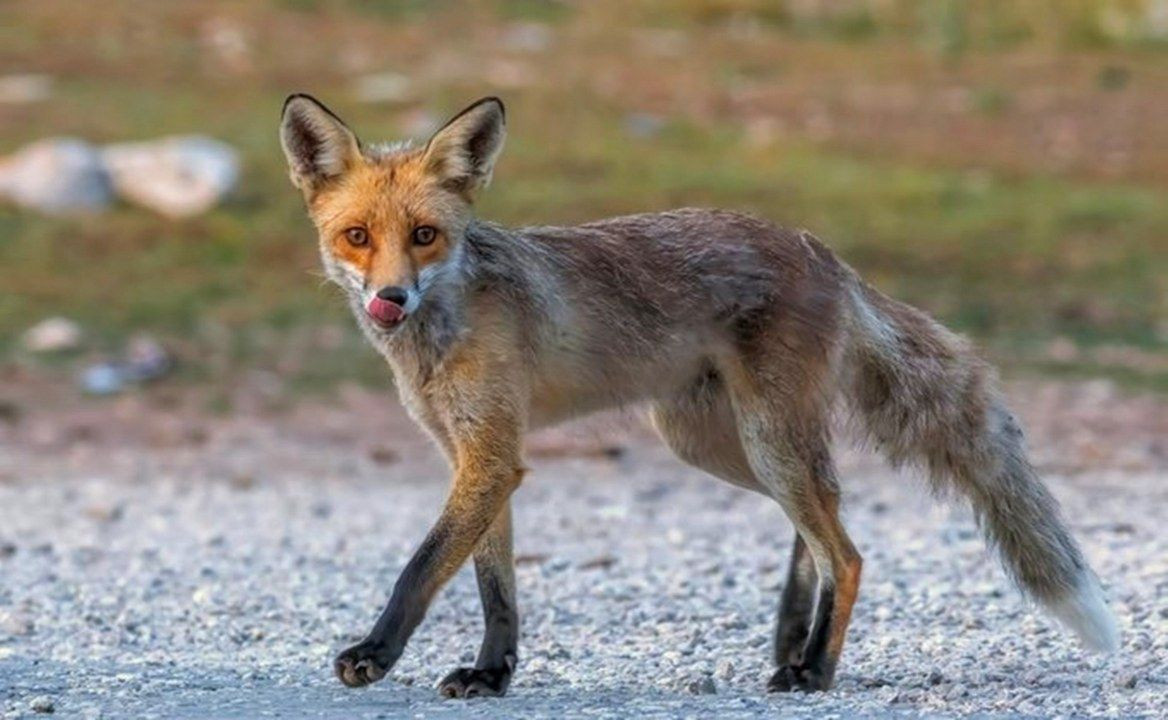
[1,0,1166,392]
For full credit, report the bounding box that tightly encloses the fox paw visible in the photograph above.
[767,664,831,693]
[334,641,392,688]
[437,667,512,698]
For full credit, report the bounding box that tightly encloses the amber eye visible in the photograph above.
[344,227,368,247]
[411,225,437,246]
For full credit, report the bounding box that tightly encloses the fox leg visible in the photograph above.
[774,532,819,668]
[437,502,519,698]
[764,482,860,693]
[651,372,822,687]
[724,365,862,692]
[334,407,523,689]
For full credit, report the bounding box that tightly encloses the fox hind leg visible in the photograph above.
[651,372,830,690]
[765,484,860,692]
[724,364,862,692]
[774,532,819,669]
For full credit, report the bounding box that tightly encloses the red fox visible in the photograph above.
[279,95,1119,697]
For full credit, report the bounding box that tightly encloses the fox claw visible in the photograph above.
[335,642,391,688]
[437,667,511,698]
[767,664,830,693]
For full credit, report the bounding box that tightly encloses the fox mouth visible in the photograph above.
[366,296,407,329]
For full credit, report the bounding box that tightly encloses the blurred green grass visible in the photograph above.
[1,0,1166,392]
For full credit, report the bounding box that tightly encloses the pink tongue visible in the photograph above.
[367,296,405,324]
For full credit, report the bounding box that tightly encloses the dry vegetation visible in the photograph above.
[1,0,1166,392]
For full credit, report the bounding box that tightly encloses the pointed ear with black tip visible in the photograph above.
[422,97,506,200]
[280,94,362,193]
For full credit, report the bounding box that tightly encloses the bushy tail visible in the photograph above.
[843,282,1119,652]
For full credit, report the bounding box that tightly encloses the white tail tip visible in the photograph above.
[1047,573,1120,653]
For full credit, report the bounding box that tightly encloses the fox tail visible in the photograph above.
[843,281,1119,652]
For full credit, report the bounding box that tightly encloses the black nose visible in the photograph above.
[376,286,409,306]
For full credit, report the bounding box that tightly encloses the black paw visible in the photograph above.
[334,641,393,688]
[437,667,512,698]
[767,664,832,693]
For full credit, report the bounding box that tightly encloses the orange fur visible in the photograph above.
[310,154,458,289]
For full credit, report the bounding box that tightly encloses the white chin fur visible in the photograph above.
[1046,572,1120,653]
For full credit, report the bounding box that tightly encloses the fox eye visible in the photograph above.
[411,225,437,246]
[344,227,368,247]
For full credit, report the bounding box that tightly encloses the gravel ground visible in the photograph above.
[0,380,1165,719]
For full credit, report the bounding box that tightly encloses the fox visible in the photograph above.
[278,94,1119,698]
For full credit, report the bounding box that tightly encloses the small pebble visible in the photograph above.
[682,674,717,695]
[29,695,55,713]
[714,658,735,681]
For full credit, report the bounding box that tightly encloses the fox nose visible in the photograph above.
[376,286,409,306]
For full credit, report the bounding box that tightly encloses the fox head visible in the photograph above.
[279,94,505,335]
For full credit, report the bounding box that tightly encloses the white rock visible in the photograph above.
[714,658,735,681]
[0,138,112,214]
[101,136,239,218]
[22,317,83,353]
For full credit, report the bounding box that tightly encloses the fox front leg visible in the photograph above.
[437,502,518,698]
[334,458,522,688]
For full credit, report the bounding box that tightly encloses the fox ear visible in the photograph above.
[423,97,505,200]
[280,94,361,192]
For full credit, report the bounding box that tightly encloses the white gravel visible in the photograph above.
[0,384,1165,719]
